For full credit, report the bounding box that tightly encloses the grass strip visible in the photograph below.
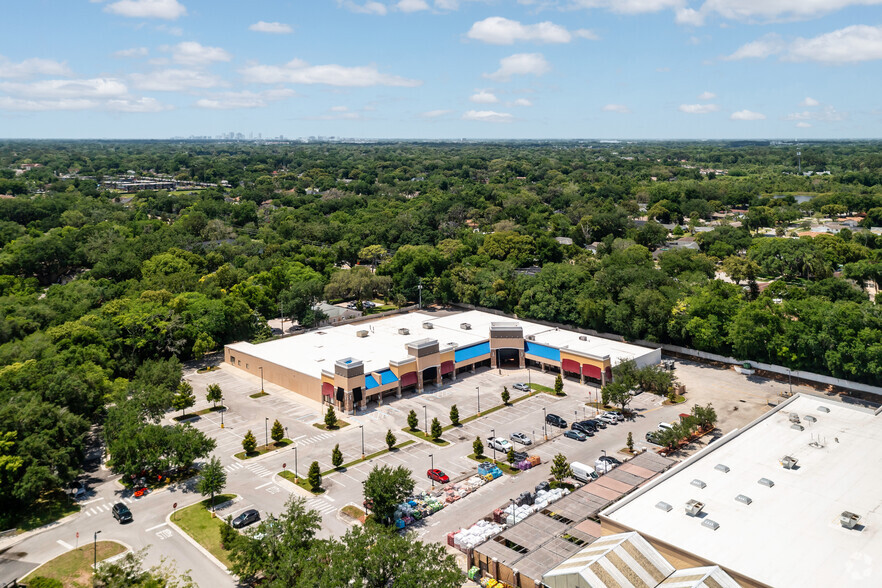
[312,420,350,431]
[14,490,80,531]
[233,438,293,460]
[249,391,269,398]
[465,453,520,475]
[400,427,450,446]
[172,494,236,568]
[23,541,126,586]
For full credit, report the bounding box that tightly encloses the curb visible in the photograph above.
[0,509,82,552]
[166,506,231,575]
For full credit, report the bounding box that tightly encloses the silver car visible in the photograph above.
[513,383,530,392]
[510,432,532,445]
[599,413,619,425]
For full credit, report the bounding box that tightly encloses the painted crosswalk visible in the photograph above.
[297,432,333,446]
[84,503,113,516]
[306,498,337,516]
[243,462,273,478]
[224,462,245,474]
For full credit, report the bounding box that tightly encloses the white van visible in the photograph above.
[570,461,598,483]
[658,422,674,431]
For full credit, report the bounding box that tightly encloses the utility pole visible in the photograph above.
[418,279,423,309]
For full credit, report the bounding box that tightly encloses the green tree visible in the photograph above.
[449,404,460,426]
[220,516,242,551]
[407,409,418,431]
[691,403,718,430]
[331,444,343,468]
[554,374,564,396]
[93,547,196,588]
[271,419,284,444]
[550,453,572,482]
[501,386,510,405]
[362,464,415,525]
[430,417,442,441]
[627,432,634,453]
[242,430,257,454]
[172,381,195,417]
[602,381,632,414]
[385,429,396,450]
[324,405,338,429]
[205,383,223,408]
[308,461,322,490]
[192,332,216,357]
[196,456,227,509]
[507,447,516,465]
[472,436,484,458]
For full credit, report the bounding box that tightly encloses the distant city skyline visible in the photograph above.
[2,1,881,139]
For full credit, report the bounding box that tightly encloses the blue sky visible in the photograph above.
[1,0,881,139]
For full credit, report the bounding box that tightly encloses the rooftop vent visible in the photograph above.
[398,328,410,336]
[422,322,433,329]
[715,464,730,474]
[702,519,720,531]
[781,456,798,469]
[818,406,831,413]
[656,501,673,512]
[579,335,587,341]
[356,330,369,338]
[685,499,704,516]
[840,511,861,530]
[804,415,817,423]
[789,413,801,424]
[735,494,753,505]
[460,323,472,330]
[691,479,707,489]
[758,478,774,488]
[526,334,535,341]
[791,424,805,431]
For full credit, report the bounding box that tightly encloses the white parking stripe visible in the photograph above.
[57,540,73,550]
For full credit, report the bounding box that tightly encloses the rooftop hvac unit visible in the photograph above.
[398,328,410,335]
[791,424,805,431]
[781,456,798,469]
[789,413,801,424]
[356,330,369,338]
[460,323,472,330]
[818,406,831,413]
[702,519,720,531]
[422,322,433,329]
[691,479,707,489]
[840,511,861,530]
[804,415,817,423]
[685,499,704,516]
[715,464,731,474]
[735,494,752,505]
[526,334,536,341]
[758,478,774,488]
[579,335,587,341]
[656,501,673,512]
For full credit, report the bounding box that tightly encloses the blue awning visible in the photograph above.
[455,341,491,363]
[525,341,560,362]
[365,375,379,389]
[366,369,398,390]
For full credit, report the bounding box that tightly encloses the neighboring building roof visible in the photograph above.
[659,566,741,587]
[601,394,882,588]
[555,236,574,246]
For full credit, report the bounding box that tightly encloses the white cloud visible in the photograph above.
[167,42,231,66]
[195,89,295,109]
[107,97,170,112]
[785,105,846,121]
[420,109,453,117]
[698,91,716,100]
[675,7,705,26]
[0,78,128,99]
[0,56,72,79]
[104,0,187,20]
[114,47,149,58]
[249,21,293,34]
[484,53,550,81]
[725,34,785,60]
[700,0,882,23]
[397,0,430,11]
[570,0,683,15]
[796,122,812,128]
[240,59,421,87]
[511,98,532,107]
[731,109,766,120]
[462,109,514,123]
[801,97,819,106]
[602,103,631,113]
[467,16,594,45]
[679,103,719,114]
[340,1,388,14]
[130,69,225,91]
[470,89,498,103]
[728,25,882,64]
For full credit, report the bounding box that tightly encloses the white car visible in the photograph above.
[512,383,530,392]
[607,411,625,421]
[510,432,532,445]
[599,413,619,425]
[488,437,513,452]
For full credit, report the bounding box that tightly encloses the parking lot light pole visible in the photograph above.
[429,453,434,489]
[491,428,496,464]
[265,417,269,449]
[259,366,264,393]
[788,368,793,396]
[511,498,517,525]
[93,530,101,570]
[422,405,428,436]
[294,444,298,482]
[476,386,481,416]
[359,425,365,460]
[543,408,548,441]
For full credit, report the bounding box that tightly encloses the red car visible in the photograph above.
[427,469,449,483]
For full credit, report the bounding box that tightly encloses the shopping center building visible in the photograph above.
[224,309,660,413]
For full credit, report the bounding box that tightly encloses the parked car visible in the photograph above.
[564,430,588,441]
[571,462,599,483]
[587,418,606,429]
[597,455,622,467]
[427,469,450,484]
[545,414,567,428]
[629,387,643,396]
[658,422,674,431]
[232,509,261,529]
[645,431,662,444]
[599,413,619,425]
[607,411,625,421]
[513,383,530,392]
[571,421,596,436]
[487,437,513,453]
[510,432,532,445]
[112,503,132,524]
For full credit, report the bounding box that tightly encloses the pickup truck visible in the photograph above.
[487,437,513,453]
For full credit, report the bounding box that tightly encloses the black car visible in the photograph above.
[545,413,567,428]
[571,421,596,435]
[597,455,622,466]
[232,509,261,529]
[112,502,132,524]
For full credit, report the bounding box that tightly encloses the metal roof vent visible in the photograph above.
[735,494,752,505]
[791,424,805,431]
[460,322,471,330]
[789,413,801,424]
[656,501,673,512]
[356,330,369,338]
[702,519,720,531]
[715,464,730,474]
[579,335,587,341]
[398,328,410,335]
[526,334,535,341]
[841,512,861,530]
[781,456,798,469]
[685,500,704,516]
[691,479,707,489]
[818,406,830,413]
[758,478,774,488]
[422,322,433,329]
[804,415,817,423]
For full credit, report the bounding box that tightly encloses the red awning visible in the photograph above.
[440,361,455,375]
[400,371,418,387]
[561,358,581,374]
[321,382,334,397]
[582,364,602,379]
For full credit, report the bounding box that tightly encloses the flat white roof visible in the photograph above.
[602,394,882,588]
[227,309,657,380]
